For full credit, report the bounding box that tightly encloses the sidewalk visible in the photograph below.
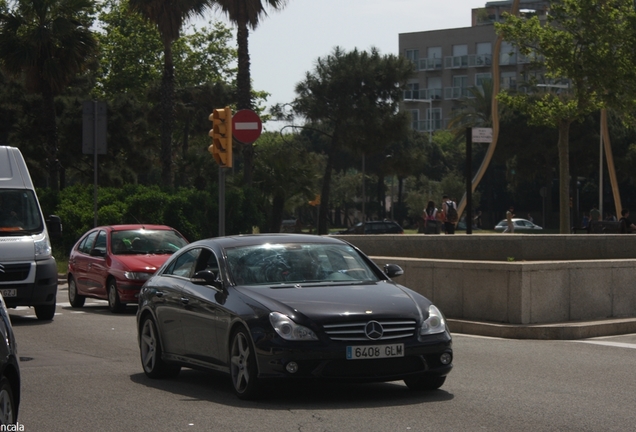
[448,317,636,340]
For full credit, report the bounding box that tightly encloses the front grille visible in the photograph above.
[323,319,417,341]
[0,263,31,282]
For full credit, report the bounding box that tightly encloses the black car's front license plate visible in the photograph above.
[0,289,16,298]
[346,343,404,360]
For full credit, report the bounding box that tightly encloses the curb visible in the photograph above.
[448,317,636,340]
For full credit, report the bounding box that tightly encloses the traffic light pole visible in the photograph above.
[219,167,226,236]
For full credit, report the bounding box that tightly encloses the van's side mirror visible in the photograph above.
[46,215,62,240]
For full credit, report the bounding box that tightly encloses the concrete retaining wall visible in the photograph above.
[332,234,636,325]
[370,256,636,324]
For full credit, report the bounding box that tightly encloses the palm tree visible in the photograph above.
[128,0,212,188]
[213,0,288,186]
[0,0,98,191]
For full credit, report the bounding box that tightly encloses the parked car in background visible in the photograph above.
[137,234,452,400]
[335,220,404,235]
[494,218,543,233]
[0,293,20,424]
[68,225,189,312]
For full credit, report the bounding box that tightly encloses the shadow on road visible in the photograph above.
[129,369,454,408]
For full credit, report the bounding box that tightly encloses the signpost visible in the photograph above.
[467,128,493,234]
[232,109,262,144]
[82,101,107,227]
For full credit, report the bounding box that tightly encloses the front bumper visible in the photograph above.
[1,258,58,308]
[253,332,453,383]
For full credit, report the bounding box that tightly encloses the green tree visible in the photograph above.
[289,47,414,234]
[0,0,98,191]
[496,0,636,232]
[252,131,322,232]
[213,0,288,186]
[128,0,212,189]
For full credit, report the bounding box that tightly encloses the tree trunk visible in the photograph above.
[557,119,572,233]
[318,138,338,235]
[269,194,285,233]
[43,87,59,192]
[161,41,175,189]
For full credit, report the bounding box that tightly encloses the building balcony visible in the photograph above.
[418,57,443,71]
[444,55,469,69]
[412,118,444,132]
[468,54,492,68]
[403,88,443,101]
[444,86,470,100]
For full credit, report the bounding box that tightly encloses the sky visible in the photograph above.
[206,0,488,130]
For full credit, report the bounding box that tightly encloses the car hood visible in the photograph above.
[236,281,430,323]
[113,254,171,272]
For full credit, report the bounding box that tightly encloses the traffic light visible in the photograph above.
[208,106,233,168]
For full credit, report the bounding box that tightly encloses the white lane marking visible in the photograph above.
[574,341,636,350]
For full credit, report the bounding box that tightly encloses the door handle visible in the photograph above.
[181,297,189,305]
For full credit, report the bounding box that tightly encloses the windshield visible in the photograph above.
[111,229,188,255]
[225,242,381,286]
[0,189,44,234]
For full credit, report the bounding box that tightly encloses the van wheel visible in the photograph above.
[107,279,124,313]
[68,276,85,308]
[35,303,56,320]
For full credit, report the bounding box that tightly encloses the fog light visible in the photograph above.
[440,352,452,365]
[286,362,299,373]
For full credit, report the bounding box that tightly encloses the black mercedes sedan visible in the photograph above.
[137,234,452,399]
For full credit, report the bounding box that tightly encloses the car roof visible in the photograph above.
[91,224,178,232]
[190,233,348,249]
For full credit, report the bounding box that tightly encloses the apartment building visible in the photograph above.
[398,0,550,134]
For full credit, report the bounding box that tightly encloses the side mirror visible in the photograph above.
[384,263,404,278]
[46,215,62,240]
[192,270,224,292]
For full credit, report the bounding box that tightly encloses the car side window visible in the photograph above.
[193,248,220,275]
[79,231,98,254]
[94,230,107,253]
[164,248,201,278]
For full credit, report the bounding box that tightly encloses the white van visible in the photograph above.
[0,146,62,320]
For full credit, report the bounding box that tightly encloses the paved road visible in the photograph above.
[8,284,636,432]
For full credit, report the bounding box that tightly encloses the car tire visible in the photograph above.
[230,327,260,400]
[404,375,446,391]
[0,376,17,425]
[34,303,56,320]
[68,276,85,308]
[139,315,180,379]
[107,279,124,313]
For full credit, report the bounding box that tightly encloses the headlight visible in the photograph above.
[269,312,318,341]
[124,272,152,281]
[420,305,446,336]
[34,235,52,260]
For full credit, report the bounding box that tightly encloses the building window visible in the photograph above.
[500,42,517,65]
[410,109,419,130]
[404,82,420,100]
[475,73,492,87]
[405,49,419,63]
[501,72,517,90]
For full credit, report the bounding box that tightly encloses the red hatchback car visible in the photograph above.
[67,224,189,312]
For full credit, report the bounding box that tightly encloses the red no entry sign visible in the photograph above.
[232,109,262,144]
